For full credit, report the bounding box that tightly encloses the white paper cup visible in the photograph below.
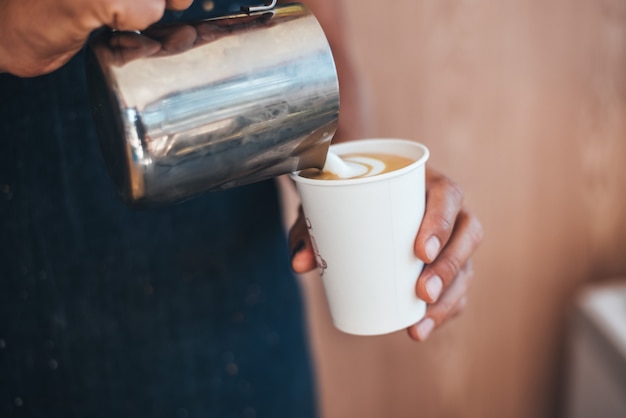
[290,138,430,336]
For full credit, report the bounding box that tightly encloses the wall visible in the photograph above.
[284,1,626,417]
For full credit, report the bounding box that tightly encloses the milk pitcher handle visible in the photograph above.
[242,0,278,13]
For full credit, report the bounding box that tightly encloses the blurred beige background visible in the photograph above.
[284,0,626,417]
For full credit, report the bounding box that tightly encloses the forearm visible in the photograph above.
[0,0,191,77]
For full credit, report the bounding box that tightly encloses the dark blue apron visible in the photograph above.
[0,2,316,417]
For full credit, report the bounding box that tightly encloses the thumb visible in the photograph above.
[288,206,317,273]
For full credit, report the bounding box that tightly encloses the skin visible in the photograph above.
[289,167,483,341]
[0,0,483,342]
[0,0,193,77]
[294,0,484,342]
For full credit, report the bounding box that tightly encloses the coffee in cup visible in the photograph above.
[299,152,415,180]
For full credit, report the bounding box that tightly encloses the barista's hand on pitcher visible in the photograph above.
[0,0,193,77]
[289,166,483,342]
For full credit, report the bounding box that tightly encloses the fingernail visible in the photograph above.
[425,275,443,301]
[425,236,441,262]
[416,317,435,341]
[290,240,305,259]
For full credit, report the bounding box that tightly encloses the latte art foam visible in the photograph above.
[341,155,387,178]
[299,152,415,181]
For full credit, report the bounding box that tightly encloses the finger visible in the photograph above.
[166,0,194,10]
[147,24,198,55]
[195,22,224,45]
[106,1,168,31]
[288,206,317,273]
[416,210,483,303]
[407,262,474,341]
[106,32,162,65]
[414,168,464,263]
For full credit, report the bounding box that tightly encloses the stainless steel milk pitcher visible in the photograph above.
[85,2,339,208]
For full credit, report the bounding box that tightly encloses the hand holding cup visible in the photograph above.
[289,138,483,339]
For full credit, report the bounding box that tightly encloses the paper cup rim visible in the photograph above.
[289,138,429,186]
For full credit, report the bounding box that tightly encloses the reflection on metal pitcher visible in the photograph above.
[86,3,339,208]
